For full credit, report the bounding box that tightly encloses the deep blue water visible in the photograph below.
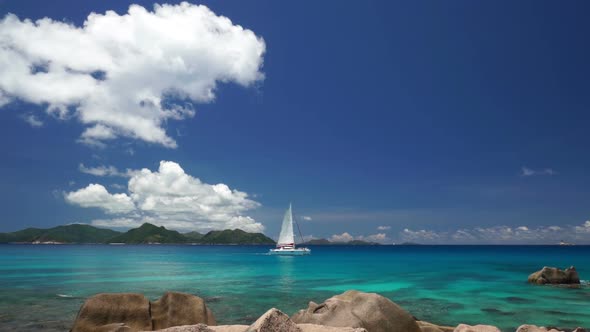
[0,245,589,331]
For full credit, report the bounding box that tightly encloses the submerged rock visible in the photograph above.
[291,290,421,332]
[528,266,580,285]
[152,292,216,330]
[453,324,500,332]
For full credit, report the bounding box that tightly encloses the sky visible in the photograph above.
[0,0,589,244]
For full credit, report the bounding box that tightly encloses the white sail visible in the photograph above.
[277,204,295,246]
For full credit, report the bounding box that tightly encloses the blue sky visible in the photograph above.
[0,0,589,244]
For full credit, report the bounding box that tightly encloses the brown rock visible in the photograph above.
[453,324,500,332]
[147,324,215,332]
[96,323,134,332]
[418,321,455,332]
[246,308,301,332]
[151,292,216,330]
[528,266,580,285]
[209,327,250,332]
[298,324,367,332]
[71,293,151,332]
[515,325,564,332]
[291,290,421,332]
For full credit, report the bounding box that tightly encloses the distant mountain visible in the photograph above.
[107,223,187,244]
[346,240,380,246]
[304,238,331,245]
[397,242,422,246]
[302,238,380,246]
[198,229,275,244]
[183,231,204,241]
[0,223,276,245]
[0,224,121,243]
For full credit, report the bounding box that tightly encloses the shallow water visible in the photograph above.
[0,244,589,331]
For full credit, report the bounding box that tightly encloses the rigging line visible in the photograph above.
[293,208,305,245]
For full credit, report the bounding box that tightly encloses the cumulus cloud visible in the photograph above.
[79,163,133,177]
[521,166,556,176]
[65,183,135,214]
[66,160,263,232]
[329,232,354,243]
[402,228,441,242]
[400,222,590,244]
[329,232,390,243]
[377,225,391,230]
[23,114,43,127]
[0,3,265,147]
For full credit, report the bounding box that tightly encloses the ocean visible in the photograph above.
[0,244,589,332]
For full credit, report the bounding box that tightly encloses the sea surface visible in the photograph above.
[0,245,589,332]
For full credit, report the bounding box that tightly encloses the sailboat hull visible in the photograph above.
[269,247,311,255]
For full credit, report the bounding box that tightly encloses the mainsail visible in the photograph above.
[277,203,295,246]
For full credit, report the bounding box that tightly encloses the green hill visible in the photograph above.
[199,229,275,244]
[0,224,120,243]
[183,231,204,241]
[37,224,120,243]
[0,227,45,243]
[107,223,187,244]
[0,223,276,245]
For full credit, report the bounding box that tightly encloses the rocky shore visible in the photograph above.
[70,289,586,332]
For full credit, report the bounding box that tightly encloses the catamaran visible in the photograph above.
[269,204,311,255]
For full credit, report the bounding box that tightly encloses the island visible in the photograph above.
[0,223,275,245]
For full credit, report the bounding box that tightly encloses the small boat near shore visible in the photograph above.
[269,204,310,255]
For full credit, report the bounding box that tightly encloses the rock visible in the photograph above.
[528,266,580,285]
[291,290,421,332]
[147,324,215,332]
[418,321,455,332]
[515,325,564,332]
[453,324,500,332]
[96,323,134,332]
[72,292,217,332]
[71,293,151,332]
[209,327,250,332]
[297,324,367,332]
[247,308,301,332]
[151,292,216,330]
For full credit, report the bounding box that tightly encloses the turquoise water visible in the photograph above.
[1,245,589,331]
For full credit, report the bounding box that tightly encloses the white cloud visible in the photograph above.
[329,232,390,244]
[66,160,263,232]
[377,225,391,230]
[574,221,590,233]
[521,166,556,176]
[402,228,442,242]
[362,233,388,242]
[401,221,590,244]
[0,3,265,147]
[302,216,312,221]
[23,114,43,127]
[65,183,135,214]
[329,232,354,243]
[79,163,133,177]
